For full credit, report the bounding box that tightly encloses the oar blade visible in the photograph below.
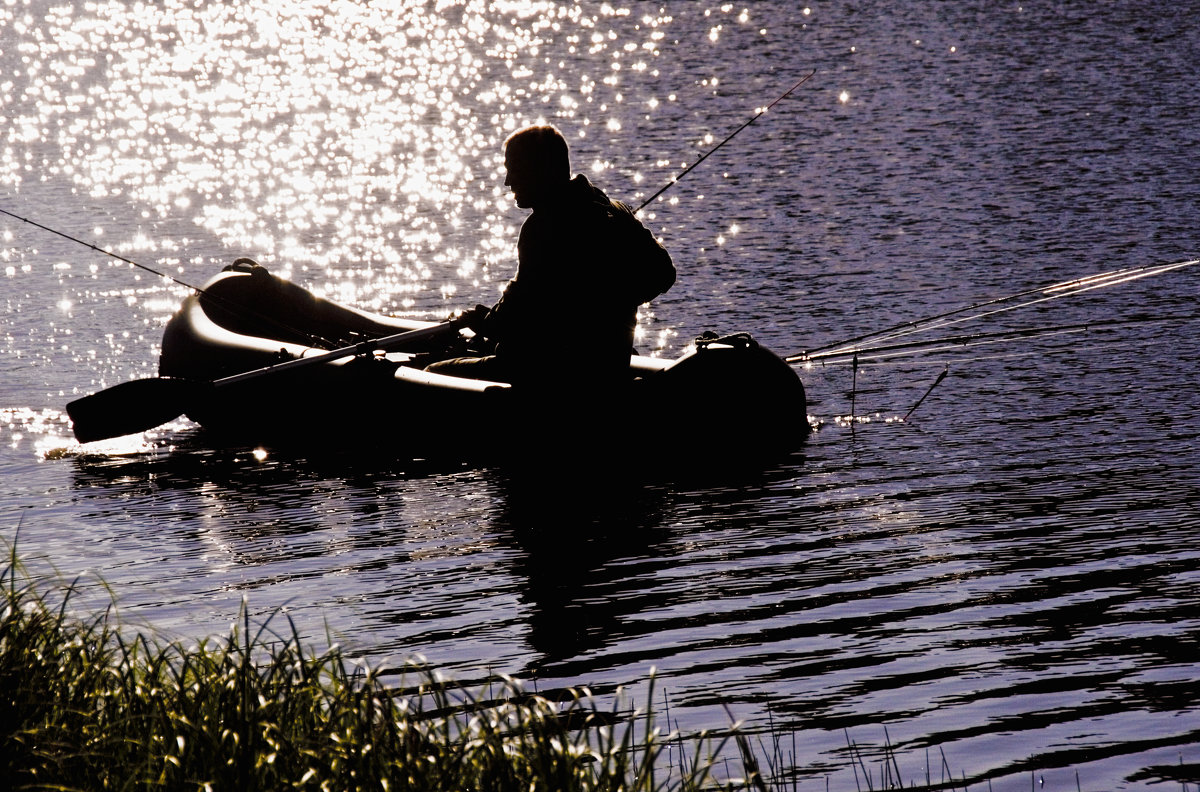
[67,377,198,443]
[66,318,464,442]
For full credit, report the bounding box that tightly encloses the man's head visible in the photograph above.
[503,125,570,208]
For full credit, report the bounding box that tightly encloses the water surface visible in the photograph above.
[3,2,1200,788]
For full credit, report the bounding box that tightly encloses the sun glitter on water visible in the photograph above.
[1,1,688,323]
[3,2,551,311]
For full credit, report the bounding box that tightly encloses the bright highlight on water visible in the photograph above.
[3,2,1200,789]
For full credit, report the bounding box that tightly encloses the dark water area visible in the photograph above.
[3,2,1200,788]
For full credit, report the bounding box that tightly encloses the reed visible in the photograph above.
[1,542,734,791]
[3,539,983,791]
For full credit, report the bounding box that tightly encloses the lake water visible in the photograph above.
[3,1,1200,788]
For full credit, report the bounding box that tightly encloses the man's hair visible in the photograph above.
[504,125,570,183]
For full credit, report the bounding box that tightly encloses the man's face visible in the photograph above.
[504,151,541,209]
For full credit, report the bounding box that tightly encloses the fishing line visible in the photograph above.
[850,351,858,421]
[795,258,1200,361]
[635,70,815,213]
[802,265,1152,358]
[0,206,339,350]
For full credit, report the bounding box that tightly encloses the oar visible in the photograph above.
[67,319,466,443]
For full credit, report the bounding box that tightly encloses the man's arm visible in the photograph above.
[612,201,675,304]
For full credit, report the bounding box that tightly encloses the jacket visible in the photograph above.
[481,174,675,388]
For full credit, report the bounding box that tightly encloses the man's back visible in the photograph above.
[483,174,674,387]
[424,124,674,393]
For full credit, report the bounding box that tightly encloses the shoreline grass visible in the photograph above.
[2,540,988,791]
[3,543,741,791]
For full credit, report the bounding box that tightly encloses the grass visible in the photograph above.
[1,538,992,791]
[1,540,741,791]
[12,536,1200,791]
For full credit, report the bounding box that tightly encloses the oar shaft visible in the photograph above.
[214,320,465,388]
[65,319,465,442]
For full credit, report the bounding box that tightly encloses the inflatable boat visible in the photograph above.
[72,260,809,461]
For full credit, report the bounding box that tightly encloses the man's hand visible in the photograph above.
[449,304,491,332]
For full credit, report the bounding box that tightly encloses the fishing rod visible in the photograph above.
[903,366,948,422]
[9,70,817,332]
[635,70,815,213]
[792,258,1200,361]
[812,310,1197,425]
[0,206,340,350]
[790,312,1200,366]
[0,206,204,292]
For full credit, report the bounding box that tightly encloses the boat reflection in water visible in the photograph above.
[67,428,802,679]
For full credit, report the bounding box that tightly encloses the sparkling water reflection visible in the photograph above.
[4,1,1200,789]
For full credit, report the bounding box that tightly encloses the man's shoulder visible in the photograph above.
[567,174,619,209]
[534,175,645,234]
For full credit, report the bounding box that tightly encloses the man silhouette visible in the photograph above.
[428,125,675,391]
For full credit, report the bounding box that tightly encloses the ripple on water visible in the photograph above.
[3,1,1200,788]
